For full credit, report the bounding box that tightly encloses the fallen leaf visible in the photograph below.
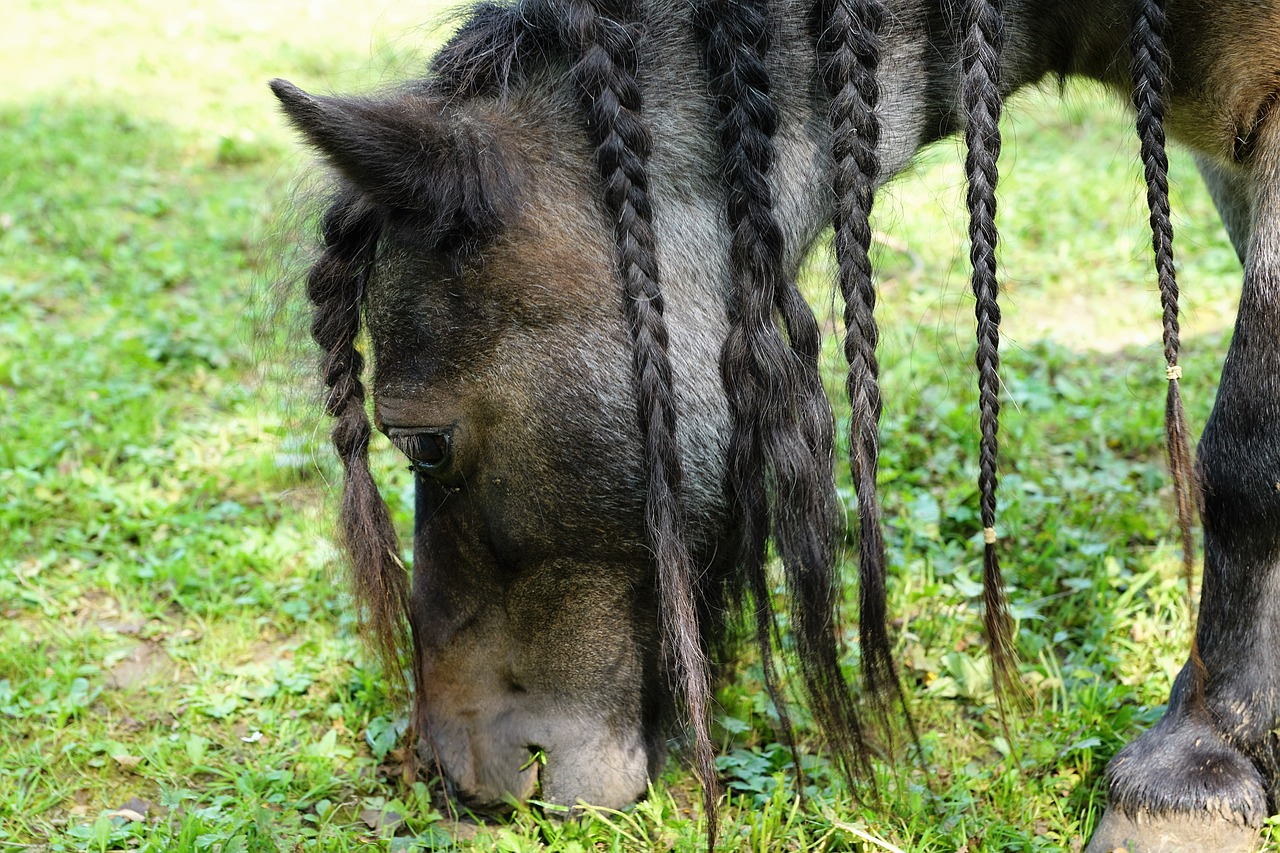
[117,797,151,816]
[359,808,404,833]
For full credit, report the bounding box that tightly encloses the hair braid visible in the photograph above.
[960,0,1017,699]
[813,0,902,710]
[699,0,870,781]
[307,197,410,685]
[1129,0,1204,703]
[558,2,719,842]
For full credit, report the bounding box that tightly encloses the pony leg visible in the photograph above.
[1196,154,1252,264]
[1087,135,1280,853]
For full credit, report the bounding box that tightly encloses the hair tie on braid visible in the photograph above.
[1166,364,1183,381]
[984,527,998,545]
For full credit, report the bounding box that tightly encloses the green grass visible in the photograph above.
[0,1,1262,850]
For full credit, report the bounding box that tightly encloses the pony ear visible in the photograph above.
[270,79,513,237]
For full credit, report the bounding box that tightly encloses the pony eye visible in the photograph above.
[389,429,453,473]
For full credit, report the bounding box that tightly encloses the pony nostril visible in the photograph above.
[522,745,546,799]
[523,745,546,769]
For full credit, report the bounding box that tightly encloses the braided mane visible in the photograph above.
[557,0,721,843]
[305,193,408,682]
[813,0,898,715]
[698,0,875,782]
[959,0,1017,701]
[1129,0,1203,707]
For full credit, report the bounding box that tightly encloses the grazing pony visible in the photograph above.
[273,0,1280,849]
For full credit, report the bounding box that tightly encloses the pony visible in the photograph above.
[272,0,1280,849]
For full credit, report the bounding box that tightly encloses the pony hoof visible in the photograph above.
[1084,808,1261,853]
[1087,709,1267,853]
